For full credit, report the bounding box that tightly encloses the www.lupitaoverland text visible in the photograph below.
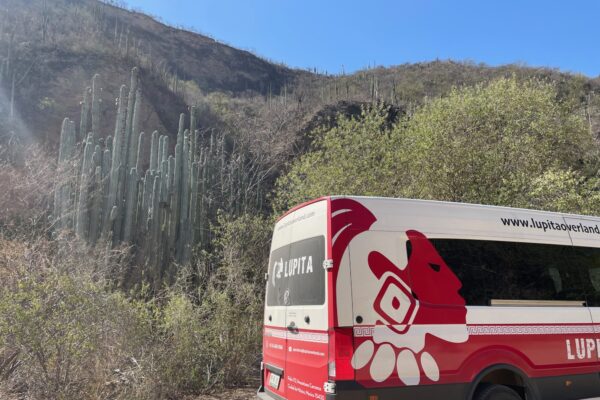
[501,217,600,235]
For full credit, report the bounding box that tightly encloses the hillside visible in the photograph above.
[2,0,600,149]
[0,0,305,146]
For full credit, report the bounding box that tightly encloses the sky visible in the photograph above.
[125,0,600,77]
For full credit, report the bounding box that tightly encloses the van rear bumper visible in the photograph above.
[257,391,280,400]
[258,382,468,400]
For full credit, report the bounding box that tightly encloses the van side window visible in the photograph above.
[426,239,600,306]
[266,235,325,307]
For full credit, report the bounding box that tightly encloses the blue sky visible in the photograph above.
[125,0,600,77]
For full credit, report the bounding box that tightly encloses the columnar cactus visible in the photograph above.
[129,89,142,167]
[176,130,190,262]
[89,165,103,244]
[104,85,127,234]
[187,161,199,261]
[190,106,197,163]
[141,169,152,231]
[76,134,94,239]
[149,174,160,267]
[135,131,145,173]
[124,67,139,169]
[161,136,169,170]
[80,87,91,142]
[91,74,101,141]
[123,167,139,242]
[157,135,165,168]
[149,130,158,171]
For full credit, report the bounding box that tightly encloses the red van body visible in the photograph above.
[258,196,600,400]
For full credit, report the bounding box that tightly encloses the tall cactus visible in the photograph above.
[176,130,190,262]
[141,169,152,232]
[89,165,103,245]
[105,84,127,235]
[91,74,101,142]
[136,131,145,173]
[123,167,139,242]
[157,135,165,168]
[149,174,160,273]
[129,89,142,167]
[170,115,185,251]
[190,105,197,163]
[76,134,94,239]
[186,161,199,262]
[149,130,158,171]
[124,67,139,169]
[79,87,91,142]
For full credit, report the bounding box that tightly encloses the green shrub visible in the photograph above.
[0,241,153,400]
[0,272,148,399]
[154,213,271,395]
[0,212,272,399]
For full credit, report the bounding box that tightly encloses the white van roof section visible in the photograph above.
[271,198,328,251]
[328,196,600,247]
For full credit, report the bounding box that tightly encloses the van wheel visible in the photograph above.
[474,384,522,400]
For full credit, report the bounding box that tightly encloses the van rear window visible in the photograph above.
[267,236,325,306]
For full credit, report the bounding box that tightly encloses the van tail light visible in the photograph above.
[328,327,354,380]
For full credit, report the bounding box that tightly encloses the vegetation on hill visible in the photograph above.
[3,0,600,150]
[276,77,600,215]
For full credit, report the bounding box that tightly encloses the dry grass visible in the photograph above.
[0,238,27,281]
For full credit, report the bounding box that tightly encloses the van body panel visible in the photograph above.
[565,215,600,369]
[262,196,600,400]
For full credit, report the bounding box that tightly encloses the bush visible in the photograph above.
[0,212,273,400]
[400,76,592,205]
[274,103,399,211]
[0,240,153,400]
[154,213,271,395]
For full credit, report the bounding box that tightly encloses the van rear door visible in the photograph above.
[263,219,290,399]
[264,200,329,400]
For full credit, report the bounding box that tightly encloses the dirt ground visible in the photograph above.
[0,388,258,400]
[191,388,257,399]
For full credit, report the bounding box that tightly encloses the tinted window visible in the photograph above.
[267,236,325,306]
[428,239,600,306]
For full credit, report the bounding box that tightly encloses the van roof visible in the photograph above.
[277,195,600,223]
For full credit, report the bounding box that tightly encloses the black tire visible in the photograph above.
[474,384,522,400]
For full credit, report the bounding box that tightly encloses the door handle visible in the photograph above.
[287,321,298,334]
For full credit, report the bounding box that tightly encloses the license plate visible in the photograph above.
[268,372,281,389]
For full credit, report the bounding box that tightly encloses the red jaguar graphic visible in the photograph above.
[331,199,468,385]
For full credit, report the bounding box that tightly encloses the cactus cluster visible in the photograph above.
[53,67,265,282]
[53,68,199,280]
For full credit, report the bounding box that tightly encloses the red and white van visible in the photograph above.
[257,196,600,400]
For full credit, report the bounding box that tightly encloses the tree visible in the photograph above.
[523,168,600,215]
[400,77,592,206]
[273,103,401,211]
